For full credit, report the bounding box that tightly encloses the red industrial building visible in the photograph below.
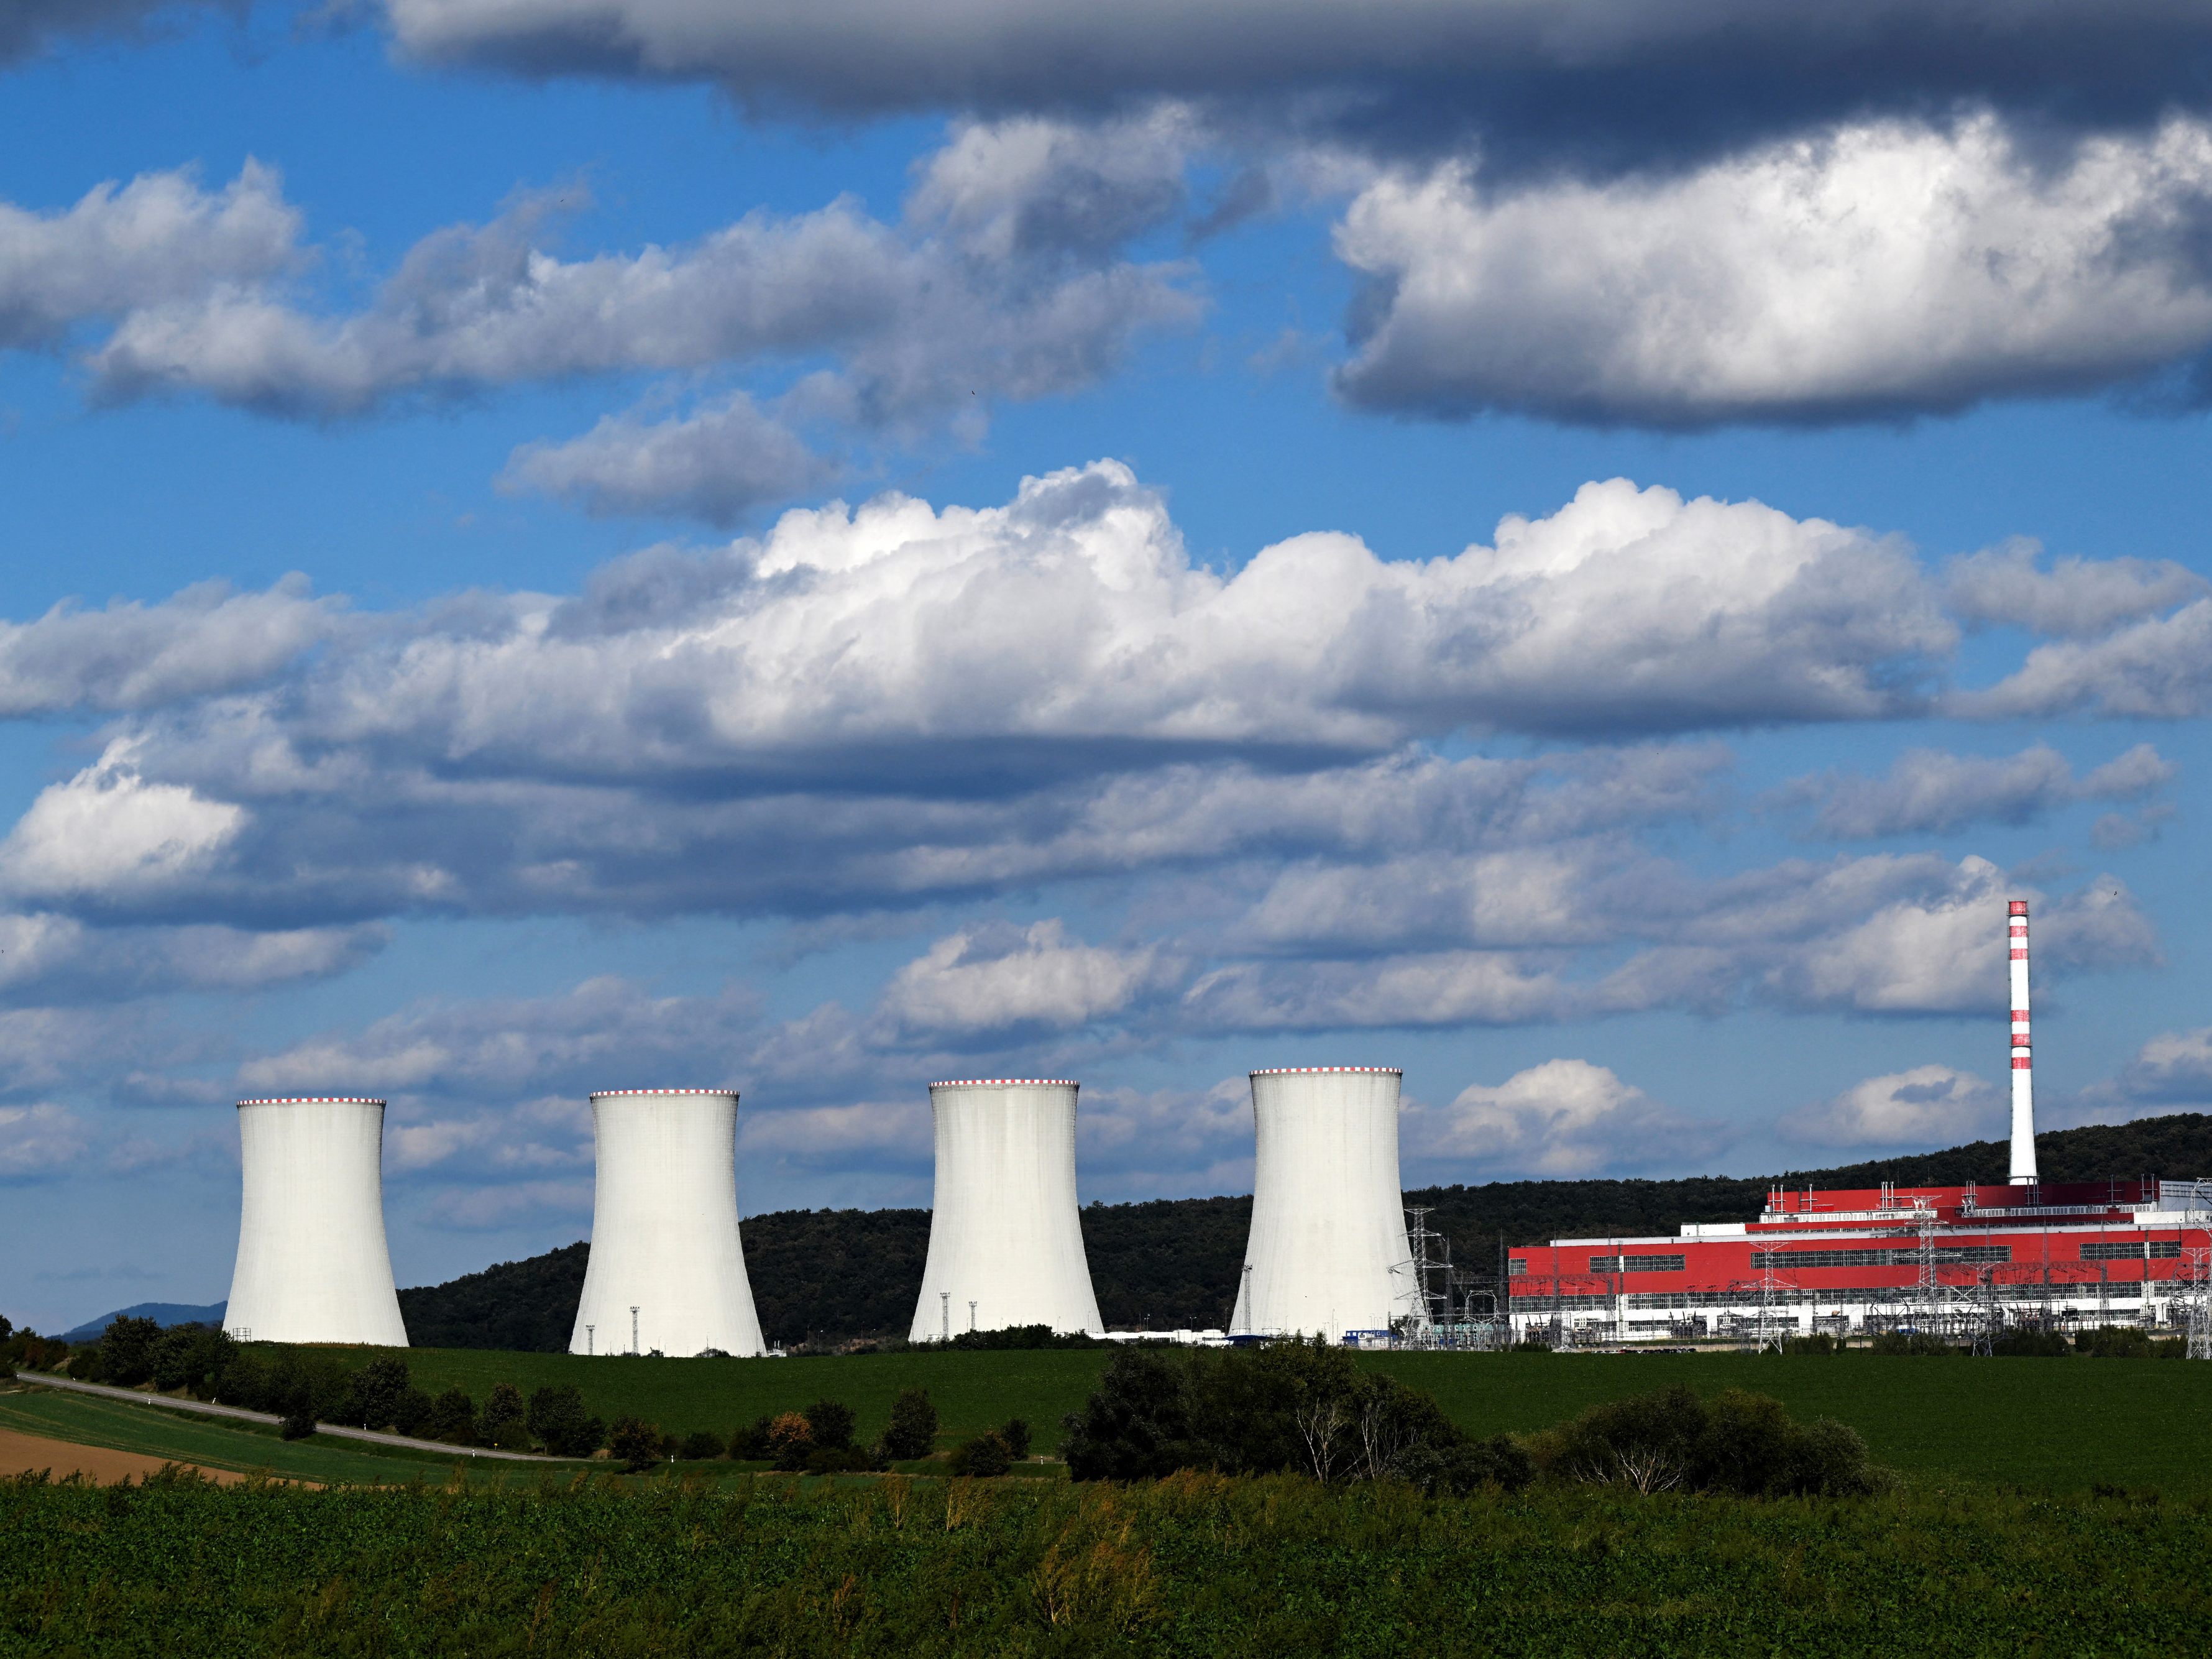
[1505,901,2212,1344]
[1506,1176,2212,1343]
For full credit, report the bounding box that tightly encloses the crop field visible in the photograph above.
[9,1465,2212,1656]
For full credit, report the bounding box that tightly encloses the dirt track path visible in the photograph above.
[0,1425,247,1486]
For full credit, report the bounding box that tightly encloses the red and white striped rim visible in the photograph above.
[237,1096,385,1105]
[930,1078,1080,1088]
[588,1088,739,1098]
[1249,1066,1400,1076]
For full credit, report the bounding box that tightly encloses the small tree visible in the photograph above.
[479,1382,530,1450]
[879,1388,937,1461]
[804,1399,855,1451]
[342,1358,413,1431]
[608,1416,663,1473]
[766,1412,814,1472]
[94,1317,163,1387]
[424,1387,478,1446]
[999,1418,1032,1459]
[278,1383,318,1441]
[679,1430,725,1460]
[948,1430,1012,1477]
[527,1386,604,1457]
[728,1417,774,1460]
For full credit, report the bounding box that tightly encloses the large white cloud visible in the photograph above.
[0,744,246,903]
[0,161,296,349]
[1335,117,2212,425]
[1779,1064,2002,1148]
[875,919,1175,1042]
[1417,1059,1723,1177]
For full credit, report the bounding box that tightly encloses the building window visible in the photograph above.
[2150,1242,2183,1260]
[1508,1259,1526,1275]
[2082,1241,2146,1261]
[1588,1254,1687,1274]
[1751,1245,2010,1271]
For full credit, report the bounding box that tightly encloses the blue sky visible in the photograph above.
[6,0,2212,1333]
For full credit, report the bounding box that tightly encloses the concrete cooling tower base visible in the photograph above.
[570,1089,764,1358]
[909,1079,1104,1341]
[225,1098,408,1348]
[1232,1067,1414,1338]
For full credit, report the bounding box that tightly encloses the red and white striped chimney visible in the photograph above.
[2008,899,2037,1185]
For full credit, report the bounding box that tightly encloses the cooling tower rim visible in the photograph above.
[588,1087,740,1098]
[1249,1066,1400,1077]
[236,1096,386,1105]
[930,1077,1080,1088]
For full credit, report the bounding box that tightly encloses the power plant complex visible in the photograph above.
[218,901,2212,1355]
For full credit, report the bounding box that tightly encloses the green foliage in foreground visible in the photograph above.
[7,1468,2211,1656]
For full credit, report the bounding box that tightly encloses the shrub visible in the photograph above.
[879,1389,937,1461]
[90,1317,163,1387]
[424,1387,478,1446]
[1781,1333,1845,1356]
[1062,1348,1201,1482]
[1991,1328,2071,1358]
[804,1399,855,1451]
[1528,1386,1881,1498]
[805,1445,883,1474]
[479,1382,530,1449]
[729,1417,774,1461]
[528,1386,605,1458]
[392,1387,435,1438]
[949,1430,1013,1477]
[1000,1418,1032,1459]
[278,1384,318,1441]
[945,1324,1106,1351]
[679,1430,725,1461]
[150,1326,236,1397]
[341,1358,413,1431]
[766,1412,814,1473]
[2078,1325,2156,1359]
[1871,1331,1960,1356]
[608,1417,664,1473]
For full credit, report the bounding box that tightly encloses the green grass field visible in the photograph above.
[30,1345,2212,1497]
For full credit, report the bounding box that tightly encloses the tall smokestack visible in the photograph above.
[2008,900,2038,1185]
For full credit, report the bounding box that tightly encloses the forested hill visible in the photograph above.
[397,1112,2212,1350]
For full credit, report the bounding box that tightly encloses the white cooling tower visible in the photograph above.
[1231,1067,1415,1337]
[908,1079,1104,1341]
[225,1097,409,1347]
[569,1088,764,1358]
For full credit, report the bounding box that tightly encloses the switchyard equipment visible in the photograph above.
[1232,1067,1418,1338]
[1504,900,2212,1346]
[907,1079,1104,1341]
[569,1089,765,1358]
[224,1097,408,1347]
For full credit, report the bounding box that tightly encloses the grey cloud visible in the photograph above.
[1778,1064,2002,1149]
[381,0,2212,172]
[0,1103,89,1179]
[1334,117,2212,427]
[1946,539,2208,638]
[1961,599,2212,718]
[1776,743,2172,839]
[0,576,335,716]
[500,392,835,526]
[0,1,232,65]
[0,161,297,352]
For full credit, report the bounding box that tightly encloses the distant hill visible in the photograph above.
[394,1113,2212,1351]
[60,1301,226,1344]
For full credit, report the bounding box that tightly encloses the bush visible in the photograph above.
[766,1412,814,1473]
[729,1417,774,1461]
[528,1386,605,1457]
[879,1389,937,1461]
[1528,1386,1882,1498]
[1871,1331,1960,1356]
[479,1382,530,1449]
[805,1444,883,1474]
[1991,1328,2071,1358]
[944,1324,1106,1351]
[2078,1325,2155,1359]
[392,1387,434,1438]
[150,1326,236,1397]
[89,1317,164,1387]
[679,1430,725,1461]
[1000,1418,1032,1460]
[341,1358,414,1431]
[608,1417,664,1473]
[423,1387,478,1446]
[804,1399,855,1451]
[1062,1349,1201,1482]
[1781,1333,1845,1356]
[278,1389,318,1441]
[949,1430,1013,1477]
